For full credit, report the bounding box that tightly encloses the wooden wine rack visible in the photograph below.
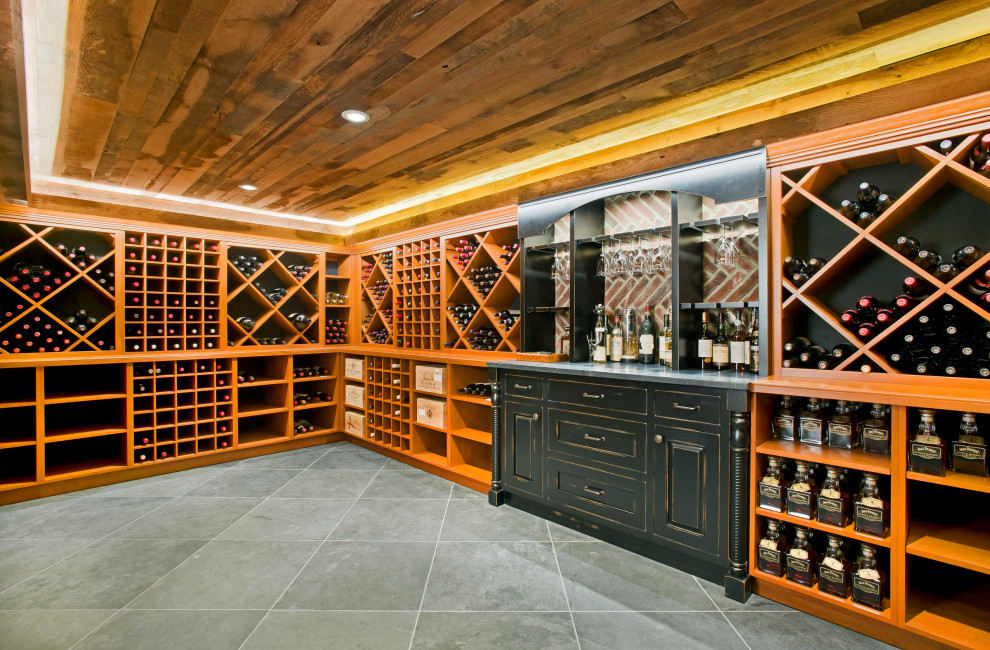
[772,120,990,387]
[0,222,116,353]
[123,231,222,353]
[444,226,521,352]
[324,252,351,345]
[226,246,322,346]
[358,251,393,345]
[395,238,442,350]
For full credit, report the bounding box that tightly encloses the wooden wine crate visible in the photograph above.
[343,410,366,438]
[415,364,447,395]
[344,357,364,380]
[416,397,446,428]
[344,384,365,408]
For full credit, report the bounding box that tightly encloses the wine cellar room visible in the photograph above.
[1,2,989,649]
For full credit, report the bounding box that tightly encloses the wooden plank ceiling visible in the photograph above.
[25,0,990,230]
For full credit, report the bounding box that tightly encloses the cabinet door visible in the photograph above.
[504,400,544,498]
[651,425,721,556]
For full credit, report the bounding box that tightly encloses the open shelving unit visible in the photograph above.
[395,238,441,350]
[324,252,351,345]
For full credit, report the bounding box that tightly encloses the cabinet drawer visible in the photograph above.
[547,457,646,532]
[654,390,722,427]
[548,379,647,414]
[505,374,543,400]
[548,409,646,472]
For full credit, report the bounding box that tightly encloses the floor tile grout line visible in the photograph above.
[407,480,455,650]
[237,454,391,650]
[548,519,582,650]
[693,575,753,650]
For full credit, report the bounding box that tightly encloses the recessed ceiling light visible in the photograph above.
[239,184,258,191]
[341,109,370,123]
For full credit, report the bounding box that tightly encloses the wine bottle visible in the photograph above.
[609,314,623,362]
[903,276,931,299]
[952,245,985,269]
[637,306,657,365]
[697,311,713,370]
[912,249,941,272]
[712,312,730,370]
[729,310,748,372]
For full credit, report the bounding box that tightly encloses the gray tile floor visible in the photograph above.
[0,442,892,649]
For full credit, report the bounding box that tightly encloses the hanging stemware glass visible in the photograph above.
[632,236,649,276]
[596,241,607,277]
[715,224,739,269]
[651,234,671,274]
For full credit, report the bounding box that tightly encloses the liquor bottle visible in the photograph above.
[729,310,748,372]
[621,307,638,363]
[785,460,817,520]
[951,412,987,476]
[862,403,892,455]
[818,534,852,598]
[827,400,861,449]
[757,519,788,577]
[697,312,713,370]
[657,313,668,367]
[609,314,623,362]
[817,466,850,528]
[772,395,799,441]
[662,313,673,368]
[637,305,657,365]
[785,526,817,587]
[909,408,946,475]
[592,304,608,364]
[851,544,887,611]
[798,396,828,445]
[747,307,760,374]
[758,456,786,513]
[854,472,890,538]
[712,312,730,370]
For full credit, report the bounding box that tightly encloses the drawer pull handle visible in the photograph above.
[672,402,701,411]
[583,486,605,496]
[583,433,606,443]
[582,392,604,399]
[513,383,532,390]
[654,434,664,444]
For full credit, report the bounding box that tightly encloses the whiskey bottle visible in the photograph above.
[757,519,788,577]
[758,456,786,513]
[772,395,799,441]
[798,396,828,445]
[748,308,760,374]
[785,460,817,520]
[851,544,887,611]
[729,310,748,372]
[662,314,673,368]
[827,400,861,449]
[785,526,817,587]
[862,403,892,455]
[817,466,850,528]
[951,413,987,476]
[853,472,890,538]
[697,312,713,370]
[712,312,730,370]
[818,534,852,599]
[909,408,946,476]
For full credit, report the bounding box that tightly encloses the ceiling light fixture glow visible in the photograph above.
[238,184,258,191]
[341,109,370,123]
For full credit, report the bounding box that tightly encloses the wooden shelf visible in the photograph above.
[413,450,447,468]
[755,507,892,548]
[755,570,893,621]
[238,404,289,417]
[293,401,335,411]
[0,400,37,409]
[43,427,128,443]
[907,470,990,494]
[906,581,990,650]
[755,439,891,474]
[907,518,990,575]
[45,393,126,404]
[450,394,492,406]
[0,440,36,449]
[450,462,490,482]
[449,427,492,444]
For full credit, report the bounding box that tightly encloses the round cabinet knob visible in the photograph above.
[654,434,664,444]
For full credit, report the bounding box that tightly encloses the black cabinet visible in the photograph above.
[651,424,722,557]
[503,400,543,497]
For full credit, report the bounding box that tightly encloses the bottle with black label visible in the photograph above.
[757,519,788,577]
[851,543,887,610]
[909,408,946,476]
[772,395,799,441]
[798,397,828,445]
[862,403,891,455]
[818,534,852,599]
[951,412,987,476]
[759,456,786,512]
[817,465,850,528]
[827,400,861,449]
[785,460,817,520]
[853,472,890,538]
[785,526,817,587]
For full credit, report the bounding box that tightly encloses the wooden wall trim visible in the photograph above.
[349,204,518,252]
[766,90,990,168]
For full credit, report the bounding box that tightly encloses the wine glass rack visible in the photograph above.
[774,127,990,386]
[226,246,322,346]
[0,222,116,353]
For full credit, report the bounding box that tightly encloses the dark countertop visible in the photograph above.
[487,360,754,390]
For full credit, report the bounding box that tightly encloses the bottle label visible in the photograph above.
[657,335,666,353]
[593,346,607,362]
[863,427,889,442]
[713,344,729,364]
[773,415,794,440]
[821,488,841,499]
[698,340,713,357]
[759,539,778,551]
[952,443,986,461]
[761,477,780,487]
[915,434,941,446]
[759,484,784,511]
[854,503,886,537]
[857,569,881,582]
[789,548,809,560]
[787,487,813,518]
[729,341,746,363]
[861,497,883,509]
[911,443,942,460]
[800,418,823,445]
[758,547,783,576]
[791,482,810,492]
[610,338,623,360]
[823,557,844,571]
[639,335,655,355]
[817,496,844,526]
